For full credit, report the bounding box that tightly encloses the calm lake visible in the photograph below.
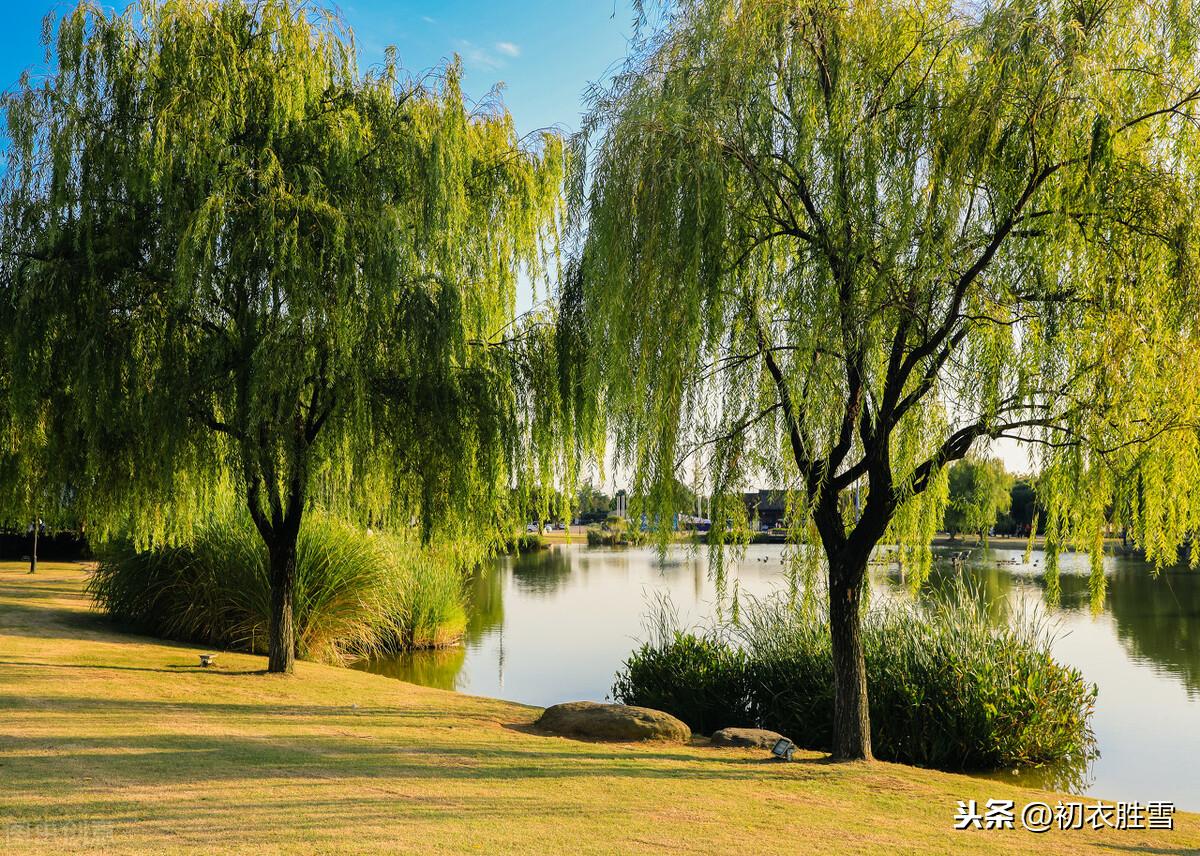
[353,542,1200,811]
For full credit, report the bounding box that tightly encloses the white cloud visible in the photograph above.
[455,40,504,70]
[495,41,521,58]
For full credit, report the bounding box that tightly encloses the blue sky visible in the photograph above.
[340,2,637,135]
[0,1,638,139]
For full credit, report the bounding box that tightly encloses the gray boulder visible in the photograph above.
[535,701,691,742]
[710,727,787,749]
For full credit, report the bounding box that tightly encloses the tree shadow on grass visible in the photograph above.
[0,694,818,788]
[0,583,86,600]
[0,659,266,676]
[0,789,548,840]
[0,597,267,666]
[0,598,125,641]
[0,692,520,723]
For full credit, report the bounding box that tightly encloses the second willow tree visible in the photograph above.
[0,1,565,673]
[570,0,1200,759]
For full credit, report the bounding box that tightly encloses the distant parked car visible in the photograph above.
[526,523,540,533]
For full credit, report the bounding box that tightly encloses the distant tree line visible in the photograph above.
[943,457,1041,539]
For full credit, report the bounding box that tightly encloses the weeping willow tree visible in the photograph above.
[568,0,1200,759]
[0,0,566,673]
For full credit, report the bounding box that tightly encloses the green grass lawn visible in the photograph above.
[1,562,1196,854]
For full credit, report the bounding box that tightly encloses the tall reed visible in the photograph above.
[613,581,1097,773]
[89,513,469,664]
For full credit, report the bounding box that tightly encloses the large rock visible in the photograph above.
[535,701,691,743]
[710,727,787,749]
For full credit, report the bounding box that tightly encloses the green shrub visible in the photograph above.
[585,525,647,547]
[613,584,1097,772]
[504,532,547,553]
[89,513,468,664]
[611,630,753,735]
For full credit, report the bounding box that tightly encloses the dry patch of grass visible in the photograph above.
[1,562,1196,854]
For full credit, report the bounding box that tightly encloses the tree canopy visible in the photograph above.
[576,481,613,516]
[0,0,566,670]
[568,0,1200,758]
[944,456,1013,541]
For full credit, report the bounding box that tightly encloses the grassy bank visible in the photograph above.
[2,562,1198,854]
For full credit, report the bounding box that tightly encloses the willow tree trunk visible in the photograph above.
[28,521,37,575]
[827,551,873,760]
[266,532,299,674]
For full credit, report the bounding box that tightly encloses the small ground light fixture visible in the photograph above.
[771,738,795,761]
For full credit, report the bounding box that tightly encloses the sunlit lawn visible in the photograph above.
[1,561,1196,854]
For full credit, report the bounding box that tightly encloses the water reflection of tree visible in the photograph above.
[881,551,1017,625]
[355,647,468,691]
[464,561,506,642]
[926,563,1015,624]
[1099,568,1200,698]
[509,548,575,595]
[982,755,1096,797]
[1015,557,1200,697]
[1041,570,1094,613]
[355,559,508,689]
[903,550,1200,699]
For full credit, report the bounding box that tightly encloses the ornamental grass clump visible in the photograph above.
[376,537,470,650]
[89,514,469,664]
[611,595,754,735]
[613,583,1096,773]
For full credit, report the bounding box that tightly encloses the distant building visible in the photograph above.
[743,490,787,529]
